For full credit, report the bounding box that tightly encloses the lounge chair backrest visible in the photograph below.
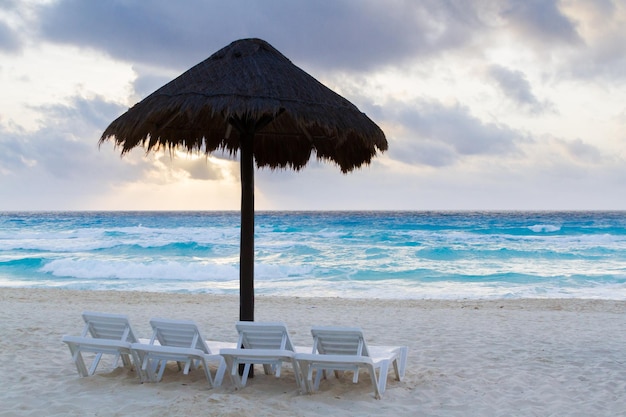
[310,326,370,357]
[149,318,210,353]
[81,311,138,343]
[235,322,295,351]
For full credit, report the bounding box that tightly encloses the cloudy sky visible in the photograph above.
[1,0,625,211]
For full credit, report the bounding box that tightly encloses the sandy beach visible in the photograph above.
[1,287,625,416]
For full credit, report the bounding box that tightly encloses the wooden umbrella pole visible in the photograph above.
[238,125,255,378]
[235,113,274,324]
[239,129,255,323]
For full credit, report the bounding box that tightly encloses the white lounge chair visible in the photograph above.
[61,311,140,378]
[130,318,227,387]
[295,326,408,399]
[219,322,303,389]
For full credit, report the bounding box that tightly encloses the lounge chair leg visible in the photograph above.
[69,346,89,377]
[352,369,359,384]
[121,353,132,368]
[373,361,389,400]
[111,352,121,369]
[200,360,214,387]
[89,353,103,376]
[397,346,408,379]
[183,360,192,375]
[314,367,324,390]
[371,375,381,399]
[241,363,251,386]
[156,360,167,382]
[297,360,311,394]
[392,359,400,380]
[213,359,226,387]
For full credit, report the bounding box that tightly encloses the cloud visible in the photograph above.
[0,0,26,53]
[386,99,526,167]
[495,0,626,83]
[558,137,605,165]
[248,0,487,72]
[563,2,626,81]
[488,65,550,114]
[0,19,20,52]
[37,0,204,69]
[0,96,153,209]
[36,0,488,74]
[129,64,178,101]
[0,128,30,174]
[33,0,624,88]
[500,0,581,45]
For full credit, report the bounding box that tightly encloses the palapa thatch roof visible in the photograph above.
[100,38,387,173]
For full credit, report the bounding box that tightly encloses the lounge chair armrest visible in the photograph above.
[295,353,375,366]
[220,348,295,360]
[62,335,132,350]
[205,340,238,351]
[131,343,205,358]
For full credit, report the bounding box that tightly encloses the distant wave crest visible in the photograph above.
[528,224,561,233]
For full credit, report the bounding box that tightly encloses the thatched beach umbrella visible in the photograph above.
[100,38,387,322]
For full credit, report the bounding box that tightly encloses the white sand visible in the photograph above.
[1,288,625,416]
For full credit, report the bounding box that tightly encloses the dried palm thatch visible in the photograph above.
[100,38,387,173]
[99,38,387,324]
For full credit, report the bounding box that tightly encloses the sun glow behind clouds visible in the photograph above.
[93,179,242,211]
[88,152,243,210]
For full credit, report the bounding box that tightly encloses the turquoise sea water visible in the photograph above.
[1,211,625,299]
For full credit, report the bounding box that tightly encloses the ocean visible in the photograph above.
[1,211,625,300]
